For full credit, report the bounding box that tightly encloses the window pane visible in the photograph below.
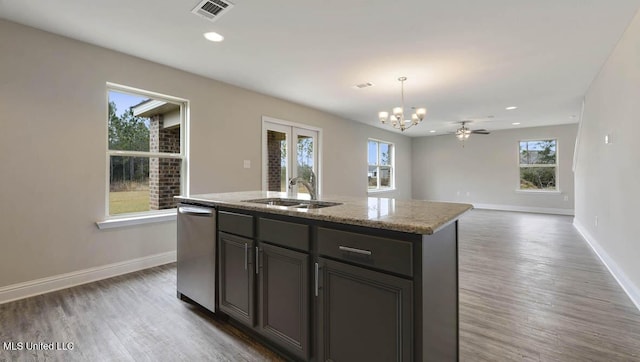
[297,135,314,194]
[520,140,556,165]
[108,91,181,153]
[109,156,181,215]
[368,166,378,189]
[267,130,288,192]
[379,166,392,188]
[368,141,378,165]
[379,143,392,166]
[520,166,556,190]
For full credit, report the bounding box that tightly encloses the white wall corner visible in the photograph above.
[573,219,640,312]
[0,251,176,305]
[473,203,575,216]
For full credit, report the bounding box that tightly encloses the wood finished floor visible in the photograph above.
[1,210,639,361]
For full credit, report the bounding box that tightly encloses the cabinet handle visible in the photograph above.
[256,246,260,275]
[314,262,319,297]
[338,245,372,256]
[244,243,248,271]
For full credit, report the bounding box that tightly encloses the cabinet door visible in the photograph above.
[258,243,309,360]
[218,232,255,327]
[317,258,413,362]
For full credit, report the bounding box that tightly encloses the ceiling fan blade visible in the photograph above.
[471,130,490,134]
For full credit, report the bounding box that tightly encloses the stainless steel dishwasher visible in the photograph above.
[177,204,216,312]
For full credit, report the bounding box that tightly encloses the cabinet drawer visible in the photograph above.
[258,218,309,252]
[317,227,413,277]
[219,211,254,238]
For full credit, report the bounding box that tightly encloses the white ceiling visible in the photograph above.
[1,0,639,137]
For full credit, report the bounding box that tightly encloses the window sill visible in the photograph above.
[368,188,396,195]
[96,210,177,230]
[515,189,562,195]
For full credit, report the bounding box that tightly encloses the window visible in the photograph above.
[107,84,187,216]
[262,117,320,195]
[368,139,394,191]
[519,139,557,191]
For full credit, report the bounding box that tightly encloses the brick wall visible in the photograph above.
[149,115,181,210]
[267,131,285,191]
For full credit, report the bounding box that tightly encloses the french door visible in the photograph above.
[262,117,320,196]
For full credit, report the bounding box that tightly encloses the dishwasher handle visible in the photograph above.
[178,206,214,216]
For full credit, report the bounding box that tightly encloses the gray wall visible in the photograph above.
[411,124,577,213]
[574,10,640,304]
[0,20,411,288]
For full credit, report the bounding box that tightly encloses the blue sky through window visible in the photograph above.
[109,90,148,117]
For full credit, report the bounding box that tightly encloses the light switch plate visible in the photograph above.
[243,160,251,169]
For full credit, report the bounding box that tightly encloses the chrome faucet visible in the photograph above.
[289,170,317,200]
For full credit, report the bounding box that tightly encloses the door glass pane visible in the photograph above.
[379,166,392,188]
[368,166,378,189]
[296,135,314,194]
[379,143,391,166]
[367,141,378,165]
[267,130,288,192]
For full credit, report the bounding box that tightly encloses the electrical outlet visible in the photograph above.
[243,160,251,169]
[563,195,569,201]
[456,191,460,196]
[605,134,611,144]
[466,191,470,197]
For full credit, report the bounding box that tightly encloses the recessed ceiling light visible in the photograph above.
[512,122,521,125]
[505,106,518,110]
[429,130,436,133]
[203,32,224,42]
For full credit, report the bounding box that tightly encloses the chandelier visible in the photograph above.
[378,76,427,132]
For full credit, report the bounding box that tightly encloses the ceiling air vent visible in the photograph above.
[191,0,234,22]
[353,82,375,89]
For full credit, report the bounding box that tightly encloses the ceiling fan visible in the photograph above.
[454,121,490,140]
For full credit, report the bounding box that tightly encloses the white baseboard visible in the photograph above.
[573,219,640,312]
[0,251,176,305]
[473,203,575,216]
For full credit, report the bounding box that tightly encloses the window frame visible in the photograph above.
[367,138,395,193]
[517,138,559,193]
[104,82,189,219]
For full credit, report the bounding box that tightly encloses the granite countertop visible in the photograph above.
[176,191,472,235]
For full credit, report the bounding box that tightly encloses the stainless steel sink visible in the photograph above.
[242,198,342,209]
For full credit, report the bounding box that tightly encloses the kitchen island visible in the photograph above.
[176,191,472,362]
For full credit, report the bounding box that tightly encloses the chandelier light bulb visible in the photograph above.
[378,111,388,123]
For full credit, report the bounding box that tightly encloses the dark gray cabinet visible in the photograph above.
[218,231,255,327]
[316,257,413,362]
[257,242,310,360]
[213,208,458,362]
